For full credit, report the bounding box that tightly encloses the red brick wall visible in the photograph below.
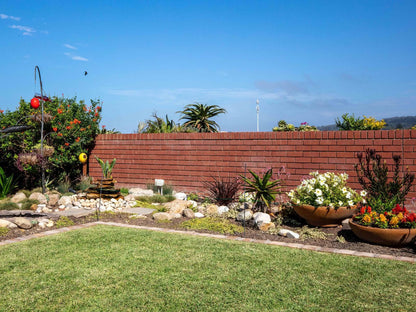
[89,130,416,203]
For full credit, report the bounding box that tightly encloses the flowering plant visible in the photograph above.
[288,171,363,209]
[352,204,416,229]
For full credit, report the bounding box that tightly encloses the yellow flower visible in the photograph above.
[362,215,372,223]
[389,216,399,227]
[379,214,387,222]
[397,212,404,221]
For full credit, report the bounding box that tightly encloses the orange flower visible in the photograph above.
[75,137,80,142]
[80,128,85,131]
[83,105,87,111]
[70,121,74,125]
[94,113,99,117]
[66,126,71,130]
[65,142,69,146]
[57,109,63,114]
[0,110,4,114]
[92,119,96,122]
[57,133,63,137]
[53,127,58,132]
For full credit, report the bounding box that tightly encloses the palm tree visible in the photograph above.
[177,103,226,133]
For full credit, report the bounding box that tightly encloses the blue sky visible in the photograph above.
[1,0,415,132]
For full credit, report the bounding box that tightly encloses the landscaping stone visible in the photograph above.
[258,222,276,232]
[58,196,73,206]
[206,204,219,215]
[30,204,38,210]
[218,206,229,215]
[128,188,153,197]
[169,213,182,219]
[194,212,205,218]
[278,229,300,239]
[153,212,172,221]
[48,194,60,206]
[29,192,47,204]
[236,210,253,221]
[174,192,187,200]
[10,192,27,203]
[12,217,33,229]
[183,208,195,218]
[0,219,17,229]
[342,218,351,230]
[253,212,271,225]
[164,199,190,214]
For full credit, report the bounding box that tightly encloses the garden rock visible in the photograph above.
[175,192,187,200]
[258,222,275,232]
[124,194,136,201]
[48,194,60,206]
[194,212,204,218]
[253,212,271,225]
[153,212,172,221]
[342,218,351,230]
[12,217,33,229]
[10,192,27,203]
[183,208,195,218]
[0,219,17,229]
[218,206,229,215]
[169,213,182,219]
[58,196,73,207]
[206,204,219,215]
[188,200,197,209]
[29,192,47,204]
[236,210,253,221]
[278,229,300,239]
[164,199,190,214]
[129,188,153,197]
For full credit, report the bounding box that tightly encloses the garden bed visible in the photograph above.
[1,211,415,258]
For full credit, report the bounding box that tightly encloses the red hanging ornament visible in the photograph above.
[30,97,40,109]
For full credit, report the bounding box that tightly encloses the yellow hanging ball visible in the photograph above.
[79,153,88,164]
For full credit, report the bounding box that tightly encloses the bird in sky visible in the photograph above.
[84,71,88,76]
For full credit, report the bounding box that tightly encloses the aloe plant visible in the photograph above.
[0,166,15,199]
[240,168,283,213]
[95,156,116,179]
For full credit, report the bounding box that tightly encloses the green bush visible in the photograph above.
[0,97,102,188]
[0,166,15,199]
[55,216,75,228]
[19,199,39,210]
[146,183,173,195]
[180,217,244,234]
[0,201,19,210]
[335,113,385,130]
[273,120,318,132]
[120,188,129,196]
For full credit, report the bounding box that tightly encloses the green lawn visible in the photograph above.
[0,225,415,311]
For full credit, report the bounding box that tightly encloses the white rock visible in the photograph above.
[278,229,300,239]
[58,196,73,206]
[129,188,153,196]
[12,217,33,229]
[253,212,271,225]
[236,210,253,221]
[194,212,205,218]
[46,220,54,227]
[218,206,229,215]
[169,213,182,219]
[59,204,65,209]
[47,193,60,206]
[153,212,172,221]
[188,200,198,209]
[0,219,17,229]
[174,192,187,200]
[10,192,27,203]
[183,209,195,218]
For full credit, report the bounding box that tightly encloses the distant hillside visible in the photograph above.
[318,116,416,131]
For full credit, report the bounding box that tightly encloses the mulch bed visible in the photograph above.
[1,212,415,258]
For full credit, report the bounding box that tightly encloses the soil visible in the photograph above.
[1,211,415,259]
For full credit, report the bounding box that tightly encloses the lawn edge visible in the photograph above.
[1,221,415,263]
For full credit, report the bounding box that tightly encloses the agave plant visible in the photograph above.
[95,156,116,179]
[240,168,283,213]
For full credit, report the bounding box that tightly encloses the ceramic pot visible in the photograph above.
[293,204,356,227]
[349,220,416,247]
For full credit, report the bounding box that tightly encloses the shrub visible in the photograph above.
[146,183,173,195]
[273,120,318,132]
[355,149,415,213]
[120,188,129,196]
[95,156,116,179]
[0,201,19,210]
[180,217,243,234]
[55,216,75,228]
[19,199,39,210]
[335,113,385,130]
[203,175,241,206]
[0,166,15,199]
[0,97,102,188]
[75,176,93,192]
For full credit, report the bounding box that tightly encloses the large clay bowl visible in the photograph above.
[349,220,416,247]
[293,204,356,227]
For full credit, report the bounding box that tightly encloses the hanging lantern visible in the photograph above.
[30,97,40,109]
[79,153,88,164]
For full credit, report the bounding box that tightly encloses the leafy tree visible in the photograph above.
[177,103,226,133]
[0,97,102,188]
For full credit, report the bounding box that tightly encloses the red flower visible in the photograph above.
[360,207,365,214]
[53,127,58,132]
[367,206,372,213]
[94,113,99,117]
[57,133,63,137]
[66,126,71,130]
[57,108,63,114]
[102,125,106,129]
[64,142,69,146]
[0,110,4,114]
[75,137,80,142]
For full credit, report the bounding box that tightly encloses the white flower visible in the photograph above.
[306,184,313,192]
[329,203,334,208]
[315,197,324,205]
[341,187,348,194]
[338,201,344,206]
[314,189,322,196]
[360,190,367,197]
[347,200,354,206]
[345,192,352,199]
[295,199,300,204]
[288,190,295,198]
[324,172,331,179]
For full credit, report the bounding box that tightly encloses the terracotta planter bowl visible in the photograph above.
[349,220,416,247]
[293,204,356,227]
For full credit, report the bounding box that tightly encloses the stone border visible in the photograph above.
[1,221,415,263]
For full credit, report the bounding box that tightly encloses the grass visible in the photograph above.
[181,217,244,234]
[0,225,415,311]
